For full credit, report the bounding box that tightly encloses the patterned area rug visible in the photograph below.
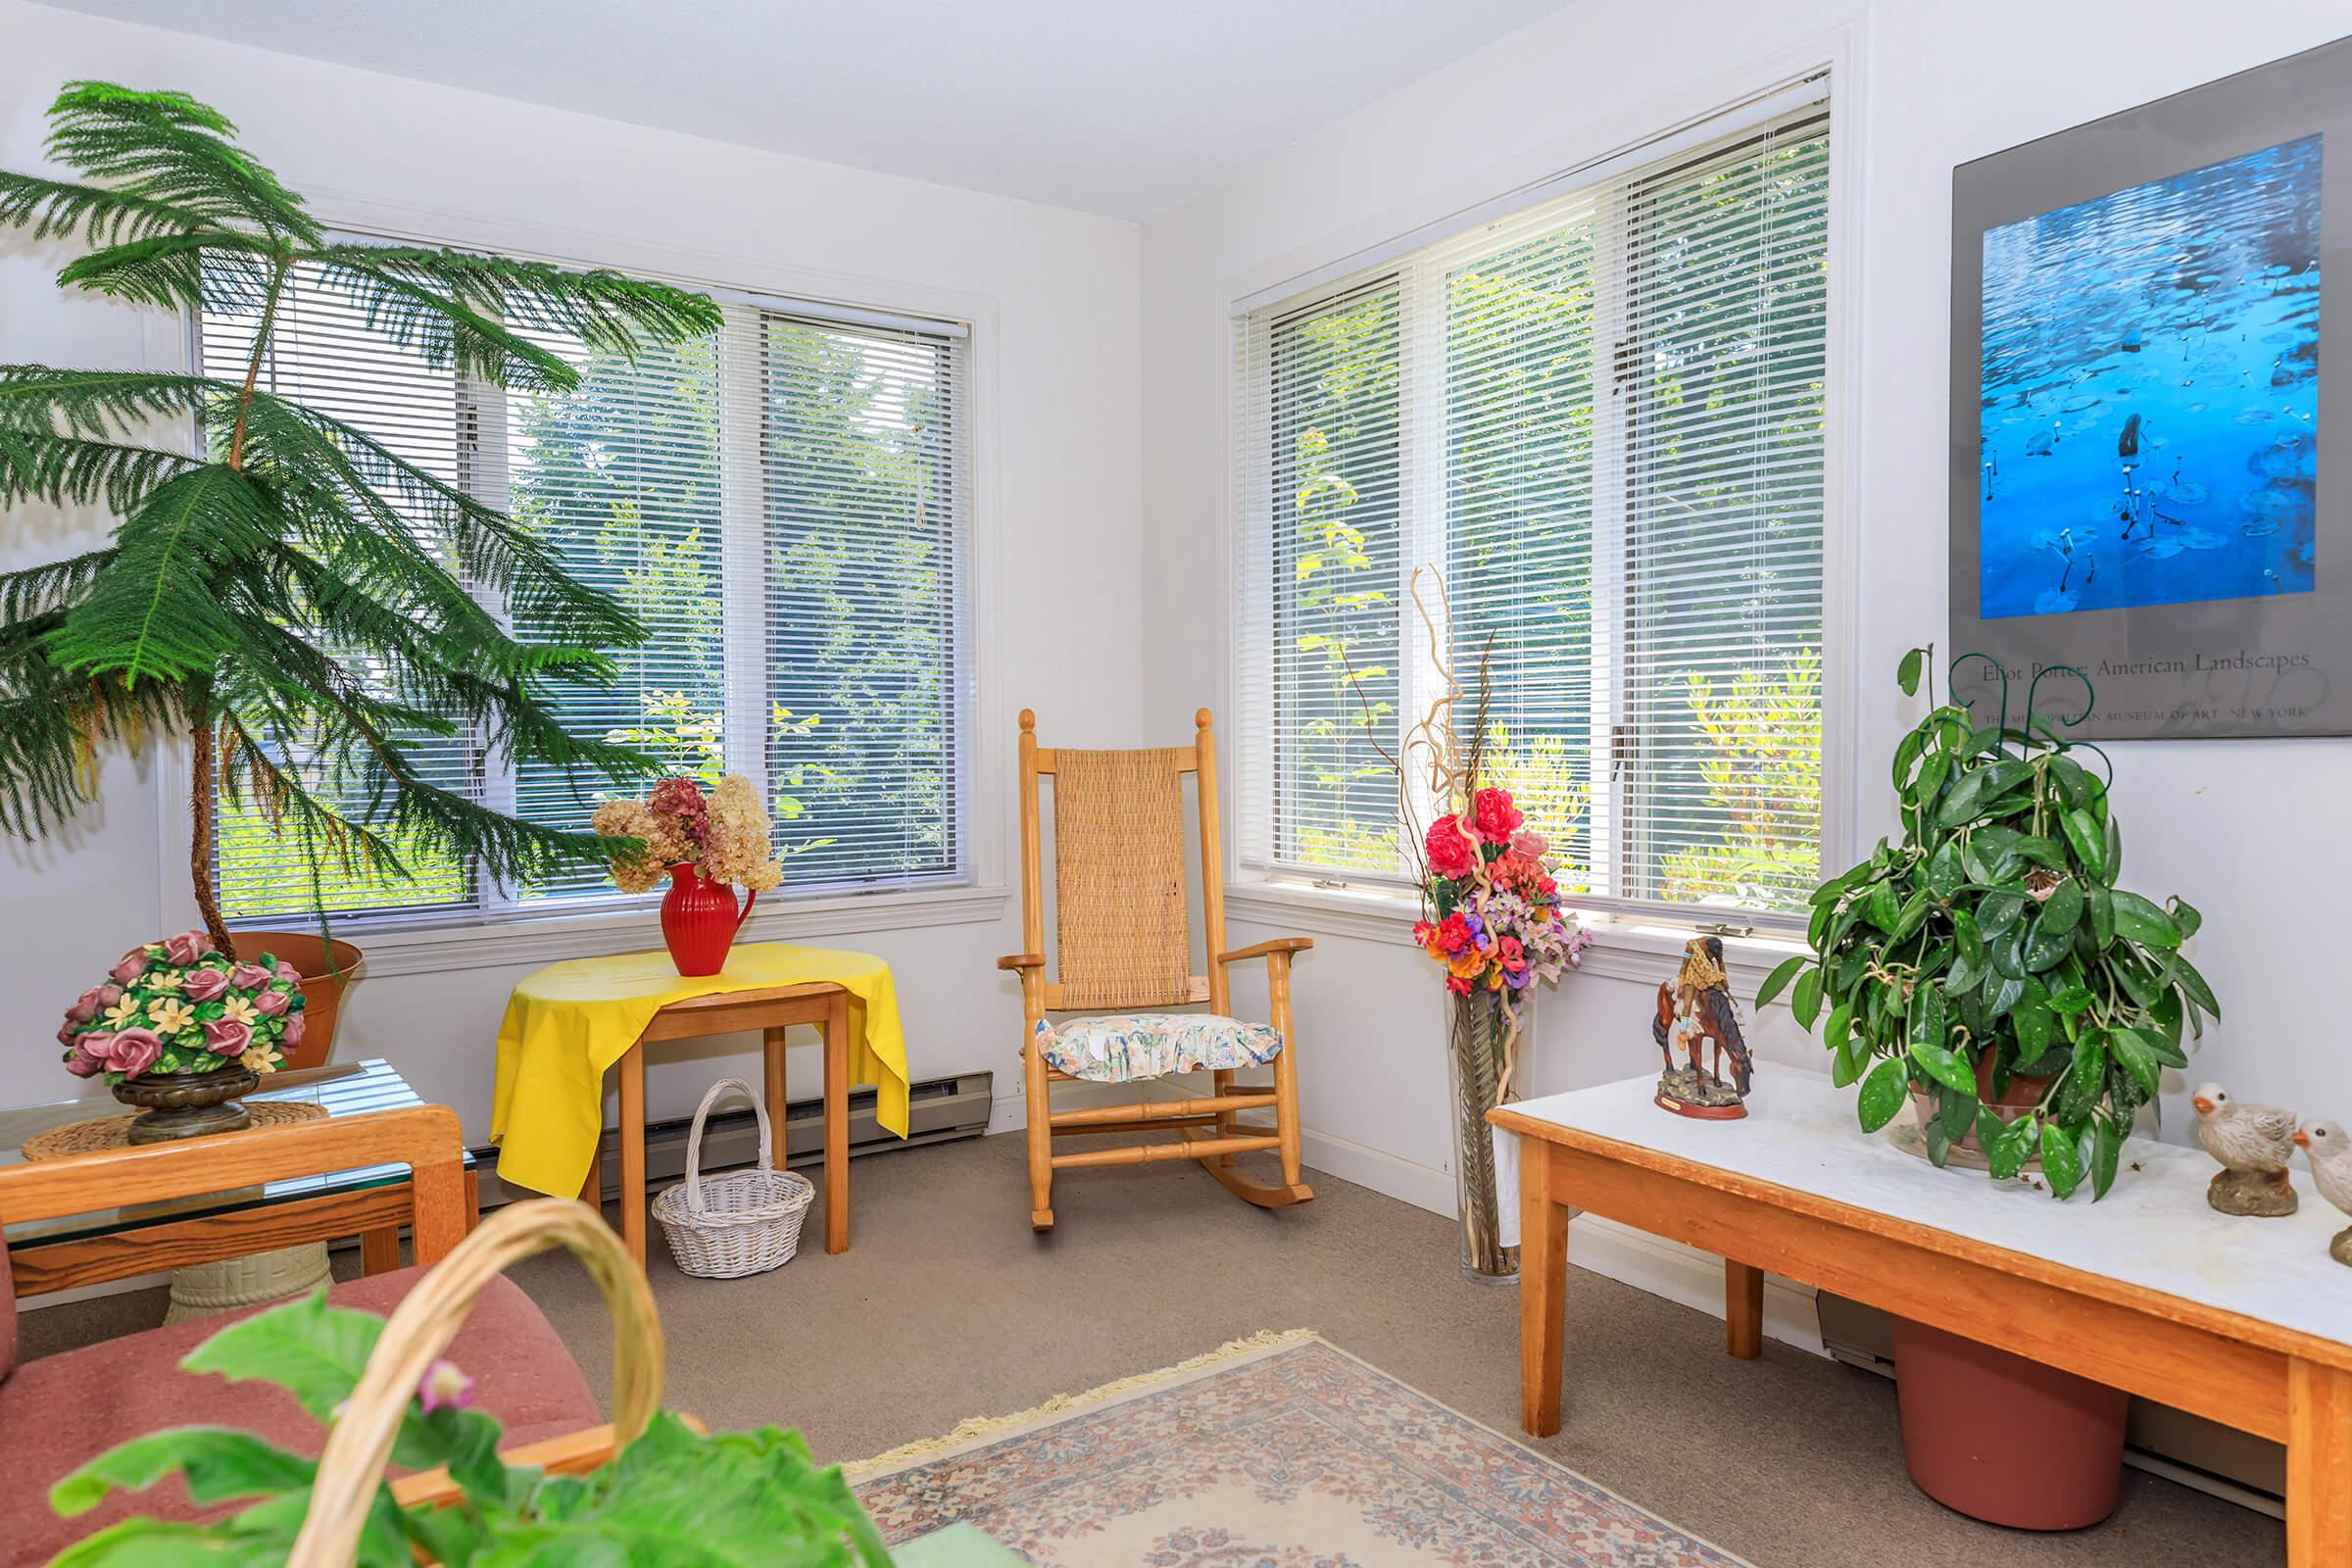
[849,1331,1751,1567]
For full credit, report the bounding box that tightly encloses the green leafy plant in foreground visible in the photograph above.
[1753,649,2217,1199]
[48,1291,891,1566]
[0,81,723,956]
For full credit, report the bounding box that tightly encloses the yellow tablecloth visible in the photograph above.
[490,943,910,1200]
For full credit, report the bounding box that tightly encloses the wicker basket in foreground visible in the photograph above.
[651,1075,815,1279]
[294,1198,662,1564]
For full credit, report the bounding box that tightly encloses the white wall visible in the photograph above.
[0,0,1141,1142]
[1142,0,2352,1205]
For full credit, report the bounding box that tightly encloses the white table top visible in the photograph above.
[1505,1068,2352,1348]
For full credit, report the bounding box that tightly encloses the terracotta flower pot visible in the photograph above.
[233,931,364,1071]
[1891,1315,2128,1529]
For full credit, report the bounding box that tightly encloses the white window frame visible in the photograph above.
[1220,38,1862,970]
[148,197,1007,975]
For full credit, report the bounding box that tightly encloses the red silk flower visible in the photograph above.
[1472,788,1524,845]
[1424,815,1477,879]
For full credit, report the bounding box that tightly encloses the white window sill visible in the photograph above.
[274,883,1009,979]
[1223,876,1805,988]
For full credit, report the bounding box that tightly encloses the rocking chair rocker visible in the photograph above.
[998,708,1314,1231]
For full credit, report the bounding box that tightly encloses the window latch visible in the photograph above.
[1695,920,1758,939]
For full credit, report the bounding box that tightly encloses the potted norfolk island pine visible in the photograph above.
[1753,648,2217,1530]
[0,84,714,1088]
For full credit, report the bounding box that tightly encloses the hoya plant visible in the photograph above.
[48,1292,890,1565]
[1754,650,2217,1199]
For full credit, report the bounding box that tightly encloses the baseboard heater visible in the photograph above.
[1817,1291,2284,1519]
[472,1069,993,1209]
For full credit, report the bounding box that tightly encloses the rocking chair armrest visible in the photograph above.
[1219,936,1314,965]
[996,952,1048,972]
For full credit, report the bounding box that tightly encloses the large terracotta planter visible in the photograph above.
[234,931,363,1070]
[1891,1315,2128,1528]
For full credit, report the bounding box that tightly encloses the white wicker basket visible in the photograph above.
[650,1076,814,1280]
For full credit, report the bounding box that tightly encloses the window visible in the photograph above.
[1234,97,1831,922]
[202,250,971,923]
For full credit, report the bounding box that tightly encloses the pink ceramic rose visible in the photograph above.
[107,1027,164,1078]
[272,960,301,984]
[161,931,206,967]
[65,985,112,1024]
[65,1034,111,1077]
[202,1017,253,1056]
[252,987,290,1017]
[227,962,274,992]
[110,952,150,987]
[57,1020,79,1049]
[283,1011,307,1048]
[181,966,230,1003]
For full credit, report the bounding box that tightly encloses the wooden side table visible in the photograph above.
[577,981,852,1270]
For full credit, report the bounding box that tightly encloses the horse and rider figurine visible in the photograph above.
[1652,935,1756,1120]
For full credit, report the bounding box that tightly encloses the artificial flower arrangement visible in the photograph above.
[1413,793,1591,1001]
[591,774,785,895]
[58,931,306,1082]
[1375,569,1591,1278]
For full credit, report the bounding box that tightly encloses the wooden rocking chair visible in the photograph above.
[998,708,1314,1231]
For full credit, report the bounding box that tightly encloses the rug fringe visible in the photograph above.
[844,1327,1318,1480]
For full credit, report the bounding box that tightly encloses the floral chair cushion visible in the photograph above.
[1034,1013,1286,1084]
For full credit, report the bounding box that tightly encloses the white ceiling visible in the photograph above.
[33,0,1578,220]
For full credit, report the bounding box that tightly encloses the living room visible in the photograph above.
[1,1,2347,1563]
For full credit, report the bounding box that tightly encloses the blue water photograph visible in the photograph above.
[1978,134,2323,618]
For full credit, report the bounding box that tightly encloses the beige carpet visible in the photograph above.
[21,1128,2283,1565]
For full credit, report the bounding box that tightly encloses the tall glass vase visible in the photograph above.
[1448,987,1520,1283]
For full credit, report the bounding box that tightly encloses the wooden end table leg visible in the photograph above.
[1519,1139,1568,1438]
[1726,1260,1764,1359]
[823,988,850,1254]
[463,1168,480,1236]
[577,1146,601,1210]
[618,1043,648,1272]
[763,1026,788,1135]
[359,1225,402,1276]
[2289,1356,2352,1566]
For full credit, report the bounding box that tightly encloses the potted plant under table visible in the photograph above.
[1756,648,2218,1528]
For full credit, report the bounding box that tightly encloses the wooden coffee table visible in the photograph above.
[1493,1069,2352,1566]
[1,1059,474,1295]
[580,982,853,1271]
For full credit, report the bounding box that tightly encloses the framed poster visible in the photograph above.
[1949,35,2352,738]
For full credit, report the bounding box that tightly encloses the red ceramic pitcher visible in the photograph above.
[660,863,757,976]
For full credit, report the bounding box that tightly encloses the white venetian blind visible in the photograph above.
[1233,277,1404,876]
[1234,92,1831,921]
[204,253,972,924]
[494,327,728,903]
[201,259,478,919]
[751,311,970,890]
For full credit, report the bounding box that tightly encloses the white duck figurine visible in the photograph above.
[2190,1082,2298,1216]
[2294,1120,2352,1267]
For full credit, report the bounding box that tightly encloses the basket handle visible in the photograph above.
[682,1075,773,1217]
[290,1199,662,1567]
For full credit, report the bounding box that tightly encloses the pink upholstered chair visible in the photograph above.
[0,1107,600,1566]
